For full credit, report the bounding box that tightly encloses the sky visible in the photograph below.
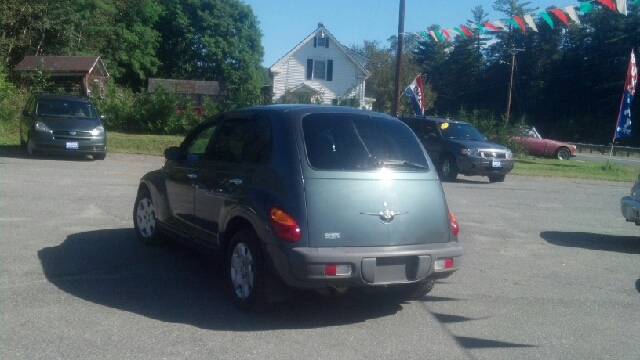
[241,0,565,67]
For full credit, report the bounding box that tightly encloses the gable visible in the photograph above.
[270,25,369,78]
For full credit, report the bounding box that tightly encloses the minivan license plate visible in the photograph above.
[492,160,501,167]
[66,142,79,150]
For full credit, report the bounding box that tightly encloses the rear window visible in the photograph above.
[302,113,429,171]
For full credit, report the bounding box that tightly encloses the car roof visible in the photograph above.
[224,104,399,120]
[400,115,470,125]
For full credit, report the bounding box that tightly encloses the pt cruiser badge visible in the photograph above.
[361,202,408,224]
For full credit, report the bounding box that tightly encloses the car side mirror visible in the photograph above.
[22,109,30,117]
[164,146,182,160]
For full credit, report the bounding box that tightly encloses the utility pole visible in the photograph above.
[392,0,405,117]
[506,48,524,121]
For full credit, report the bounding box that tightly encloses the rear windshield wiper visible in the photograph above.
[373,159,428,169]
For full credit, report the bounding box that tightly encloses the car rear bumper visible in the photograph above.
[275,241,463,289]
[621,196,640,224]
[457,156,515,177]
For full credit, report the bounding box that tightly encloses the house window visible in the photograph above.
[306,59,333,81]
[314,60,325,80]
[317,37,328,47]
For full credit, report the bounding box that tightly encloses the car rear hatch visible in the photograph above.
[300,111,451,248]
[304,175,450,247]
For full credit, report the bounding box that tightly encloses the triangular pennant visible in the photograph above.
[493,20,507,30]
[419,31,431,40]
[483,21,501,31]
[540,12,554,29]
[513,16,526,33]
[580,2,594,13]
[453,28,467,37]
[460,25,474,37]
[434,30,444,41]
[441,29,451,39]
[550,8,569,25]
[564,6,580,24]
[597,0,616,11]
[523,15,538,32]
[474,23,486,35]
[505,18,523,32]
[616,0,627,15]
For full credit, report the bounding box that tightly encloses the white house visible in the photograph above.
[269,23,371,108]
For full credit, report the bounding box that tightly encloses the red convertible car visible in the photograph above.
[514,126,576,160]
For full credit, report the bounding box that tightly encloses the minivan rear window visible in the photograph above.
[302,113,429,171]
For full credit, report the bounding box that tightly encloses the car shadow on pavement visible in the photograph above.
[38,228,407,330]
[540,231,640,254]
[636,279,640,293]
[0,145,94,161]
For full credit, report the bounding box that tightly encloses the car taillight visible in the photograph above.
[449,211,459,237]
[269,207,301,242]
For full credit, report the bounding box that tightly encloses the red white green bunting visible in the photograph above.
[414,0,635,42]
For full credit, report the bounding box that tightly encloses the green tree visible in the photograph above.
[155,0,264,109]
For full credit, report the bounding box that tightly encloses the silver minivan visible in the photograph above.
[134,105,463,312]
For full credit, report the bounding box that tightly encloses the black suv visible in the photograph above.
[399,116,514,182]
[20,93,107,159]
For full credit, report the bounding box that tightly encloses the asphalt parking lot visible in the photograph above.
[1,148,639,359]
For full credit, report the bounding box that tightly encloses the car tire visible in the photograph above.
[26,137,38,158]
[133,187,163,245]
[93,153,106,160]
[391,280,436,301]
[555,147,571,160]
[488,174,506,183]
[439,154,458,181]
[226,229,268,313]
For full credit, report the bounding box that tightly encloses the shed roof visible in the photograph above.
[13,56,109,76]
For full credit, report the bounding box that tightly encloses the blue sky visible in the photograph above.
[242,0,565,67]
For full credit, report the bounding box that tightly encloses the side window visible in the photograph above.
[423,122,438,138]
[184,124,217,160]
[207,116,272,164]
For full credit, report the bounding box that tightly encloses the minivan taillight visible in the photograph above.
[449,211,459,237]
[269,207,301,242]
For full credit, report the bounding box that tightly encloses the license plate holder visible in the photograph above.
[491,160,501,167]
[66,142,79,150]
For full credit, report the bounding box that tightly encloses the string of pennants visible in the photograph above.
[414,0,639,42]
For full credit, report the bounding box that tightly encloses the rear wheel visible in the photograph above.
[391,280,436,301]
[227,230,268,312]
[488,174,506,183]
[439,154,458,181]
[133,188,163,245]
[555,147,571,160]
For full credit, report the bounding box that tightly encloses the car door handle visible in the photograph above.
[187,173,198,179]
[229,178,243,185]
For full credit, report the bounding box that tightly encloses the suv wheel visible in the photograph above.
[439,154,458,181]
[26,137,38,157]
[133,188,163,245]
[227,230,268,312]
[488,174,506,183]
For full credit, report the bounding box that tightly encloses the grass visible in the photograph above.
[1,125,637,183]
[512,156,638,182]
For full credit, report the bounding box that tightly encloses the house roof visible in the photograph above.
[269,24,370,78]
[289,83,320,94]
[13,56,109,77]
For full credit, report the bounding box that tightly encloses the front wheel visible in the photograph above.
[26,137,38,157]
[555,147,571,160]
[227,230,268,312]
[439,154,458,181]
[133,188,163,245]
[488,174,506,183]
